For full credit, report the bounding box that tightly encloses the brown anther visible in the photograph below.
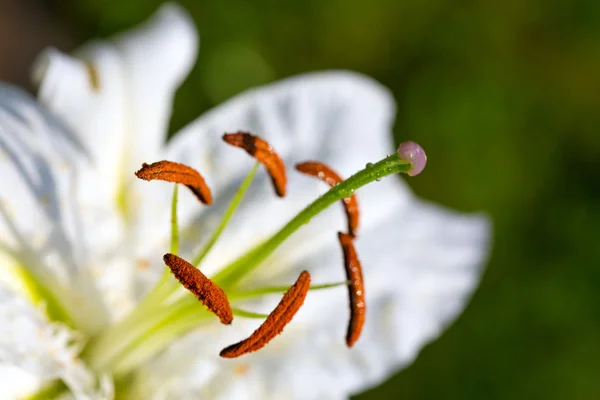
[163,253,232,325]
[296,161,360,237]
[222,132,287,197]
[220,270,311,358]
[135,160,213,205]
[338,232,365,347]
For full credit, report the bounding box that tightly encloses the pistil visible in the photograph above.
[296,160,360,237]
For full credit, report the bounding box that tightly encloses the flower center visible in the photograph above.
[29,133,424,397]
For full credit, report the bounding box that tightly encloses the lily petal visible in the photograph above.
[0,80,142,333]
[32,3,197,203]
[0,83,120,332]
[0,285,113,399]
[134,203,489,399]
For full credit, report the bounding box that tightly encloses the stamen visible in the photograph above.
[135,160,213,205]
[163,253,232,325]
[296,161,360,237]
[220,270,311,358]
[338,232,365,347]
[222,132,287,197]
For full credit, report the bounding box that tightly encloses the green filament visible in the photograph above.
[232,308,270,319]
[192,162,259,266]
[230,280,351,300]
[170,184,180,255]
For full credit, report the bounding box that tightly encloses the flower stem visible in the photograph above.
[212,153,411,287]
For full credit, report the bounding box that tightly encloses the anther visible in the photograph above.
[338,232,365,347]
[163,253,232,325]
[222,132,287,197]
[296,161,360,237]
[135,160,213,205]
[220,270,311,358]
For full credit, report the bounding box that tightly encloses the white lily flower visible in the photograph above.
[0,3,490,399]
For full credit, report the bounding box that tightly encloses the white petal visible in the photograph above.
[0,286,113,399]
[269,202,491,397]
[167,71,398,191]
[0,365,39,400]
[133,72,409,283]
[0,83,120,332]
[32,3,197,200]
[110,2,198,167]
[135,202,489,399]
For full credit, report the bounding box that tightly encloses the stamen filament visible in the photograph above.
[109,303,210,376]
[170,184,179,255]
[192,162,259,266]
[232,308,270,319]
[230,280,351,300]
[213,153,411,288]
[84,300,206,374]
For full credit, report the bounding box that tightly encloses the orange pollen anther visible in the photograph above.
[163,253,233,325]
[338,232,365,347]
[220,270,311,358]
[296,161,360,237]
[222,132,287,197]
[135,160,213,205]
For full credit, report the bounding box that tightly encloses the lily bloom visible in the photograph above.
[0,3,490,399]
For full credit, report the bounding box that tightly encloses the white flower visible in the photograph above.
[0,3,490,399]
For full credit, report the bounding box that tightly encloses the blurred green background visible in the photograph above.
[2,0,599,398]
